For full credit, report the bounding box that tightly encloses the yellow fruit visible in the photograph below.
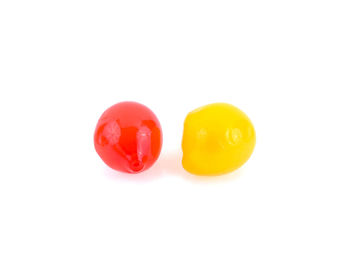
[182,103,256,176]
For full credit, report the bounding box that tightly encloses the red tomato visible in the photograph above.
[94,102,163,174]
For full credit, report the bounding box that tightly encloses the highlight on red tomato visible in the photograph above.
[94,101,163,174]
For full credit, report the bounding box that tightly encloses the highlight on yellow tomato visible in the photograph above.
[181,103,256,176]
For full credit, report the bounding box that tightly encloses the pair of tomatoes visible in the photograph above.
[94,101,256,176]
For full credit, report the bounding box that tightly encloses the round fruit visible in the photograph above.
[182,103,256,176]
[94,101,162,174]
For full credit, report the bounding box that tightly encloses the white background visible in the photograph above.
[0,0,349,276]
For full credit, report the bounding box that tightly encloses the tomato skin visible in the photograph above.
[94,102,162,174]
[182,103,255,176]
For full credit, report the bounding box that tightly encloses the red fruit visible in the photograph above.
[94,102,163,174]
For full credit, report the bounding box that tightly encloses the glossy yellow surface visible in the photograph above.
[182,103,256,176]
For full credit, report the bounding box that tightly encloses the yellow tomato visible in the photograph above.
[182,103,256,176]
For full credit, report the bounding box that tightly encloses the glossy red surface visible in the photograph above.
[94,102,163,174]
